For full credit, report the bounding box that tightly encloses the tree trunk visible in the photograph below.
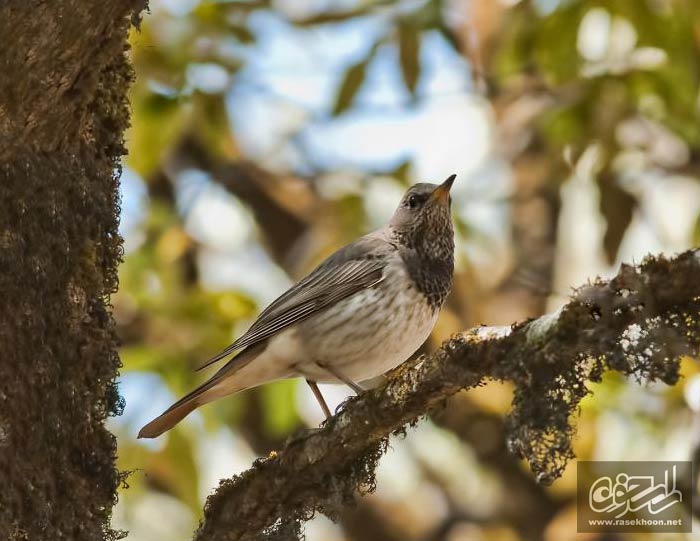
[0,2,142,538]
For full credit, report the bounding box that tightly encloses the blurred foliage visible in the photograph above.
[118,203,255,376]
[115,0,700,539]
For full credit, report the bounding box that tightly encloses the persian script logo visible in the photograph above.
[577,461,692,533]
[588,465,683,519]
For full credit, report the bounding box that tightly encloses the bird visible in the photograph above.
[138,175,456,438]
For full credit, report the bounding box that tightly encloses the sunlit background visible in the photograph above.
[110,0,700,539]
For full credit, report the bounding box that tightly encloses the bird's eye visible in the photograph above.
[407,195,419,209]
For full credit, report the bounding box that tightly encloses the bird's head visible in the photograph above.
[389,174,456,260]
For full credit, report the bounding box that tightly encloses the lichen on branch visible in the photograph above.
[194,249,700,541]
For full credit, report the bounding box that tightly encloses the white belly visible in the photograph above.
[294,259,438,383]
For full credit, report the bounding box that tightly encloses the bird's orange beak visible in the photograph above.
[430,174,456,204]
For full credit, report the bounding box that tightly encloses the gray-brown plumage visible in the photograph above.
[138,175,456,438]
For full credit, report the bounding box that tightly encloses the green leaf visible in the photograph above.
[121,345,171,372]
[332,55,371,115]
[159,428,201,513]
[228,24,255,43]
[193,2,257,41]
[192,93,238,158]
[126,88,187,178]
[398,20,421,94]
[693,212,700,247]
[332,41,383,116]
[261,380,300,437]
[391,159,412,183]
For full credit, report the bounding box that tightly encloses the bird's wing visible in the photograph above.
[197,234,391,371]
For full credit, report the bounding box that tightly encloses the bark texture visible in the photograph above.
[194,249,700,541]
[0,2,143,539]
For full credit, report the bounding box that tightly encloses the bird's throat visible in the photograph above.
[400,247,454,310]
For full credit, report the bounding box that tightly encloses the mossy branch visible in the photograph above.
[194,249,700,541]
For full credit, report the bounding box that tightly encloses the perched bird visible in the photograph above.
[138,175,456,438]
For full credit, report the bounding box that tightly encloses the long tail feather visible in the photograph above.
[138,373,225,439]
[138,344,266,438]
[137,397,200,439]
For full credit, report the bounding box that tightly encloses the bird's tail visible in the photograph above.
[137,379,223,439]
[137,393,202,439]
[137,344,265,439]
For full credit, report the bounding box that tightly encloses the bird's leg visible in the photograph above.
[316,363,364,394]
[306,379,332,418]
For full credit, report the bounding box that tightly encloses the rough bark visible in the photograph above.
[0,2,143,539]
[194,249,700,541]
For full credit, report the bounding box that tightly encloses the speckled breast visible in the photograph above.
[296,257,439,383]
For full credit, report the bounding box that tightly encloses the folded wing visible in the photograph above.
[197,235,390,371]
